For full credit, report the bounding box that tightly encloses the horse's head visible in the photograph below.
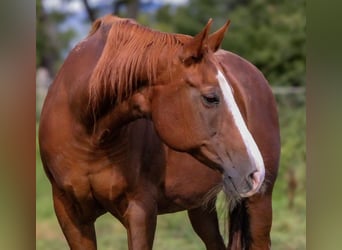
[135,20,265,199]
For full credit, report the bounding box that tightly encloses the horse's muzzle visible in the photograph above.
[222,167,264,199]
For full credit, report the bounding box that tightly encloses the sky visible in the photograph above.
[43,0,188,13]
[42,0,189,54]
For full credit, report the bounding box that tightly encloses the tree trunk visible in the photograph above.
[82,0,97,22]
[113,0,139,19]
[126,0,139,18]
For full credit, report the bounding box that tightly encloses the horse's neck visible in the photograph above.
[90,90,150,148]
[90,107,163,171]
[91,103,130,146]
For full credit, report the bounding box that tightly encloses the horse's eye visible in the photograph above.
[202,93,220,107]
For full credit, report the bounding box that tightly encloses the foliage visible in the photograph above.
[225,0,306,87]
[37,0,305,87]
[272,93,306,249]
[153,0,305,87]
[36,0,76,74]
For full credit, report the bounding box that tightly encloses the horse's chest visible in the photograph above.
[88,166,128,204]
[159,151,222,211]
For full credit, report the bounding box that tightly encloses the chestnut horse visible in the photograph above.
[39,15,280,250]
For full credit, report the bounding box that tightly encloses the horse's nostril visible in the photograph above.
[247,171,257,189]
[248,172,255,180]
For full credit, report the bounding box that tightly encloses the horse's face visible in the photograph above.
[150,20,265,199]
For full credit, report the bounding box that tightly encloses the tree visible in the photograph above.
[36,0,143,75]
[224,0,306,87]
[80,0,141,22]
[36,0,76,75]
[37,0,305,87]
[154,0,306,87]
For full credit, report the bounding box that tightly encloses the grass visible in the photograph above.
[36,159,205,249]
[36,94,306,249]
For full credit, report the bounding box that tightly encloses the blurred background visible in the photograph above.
[36,0,306,249]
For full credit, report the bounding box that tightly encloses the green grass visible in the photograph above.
[36,95,306,249]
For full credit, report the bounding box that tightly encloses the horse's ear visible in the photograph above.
[208,19,231,52]
[180,18,213,65]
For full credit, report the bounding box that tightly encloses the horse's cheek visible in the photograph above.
[150,87,191,151]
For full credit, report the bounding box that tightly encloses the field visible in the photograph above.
[36,93,306,249]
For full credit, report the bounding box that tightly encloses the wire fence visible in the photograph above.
[272,86,306,95]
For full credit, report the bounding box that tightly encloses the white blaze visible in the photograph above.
[216,70,265,193]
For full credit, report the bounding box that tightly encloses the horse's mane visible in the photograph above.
[88,17,188,111]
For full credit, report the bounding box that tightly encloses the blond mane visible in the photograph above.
[88,17,188,111]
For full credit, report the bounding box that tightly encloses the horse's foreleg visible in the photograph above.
[245,194,273,250]
[227,194,272,250]
[188,200,226,250]
[124,197,157,250]
[52,185,97,250]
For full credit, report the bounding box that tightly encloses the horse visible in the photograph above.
[39,15,280,250]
